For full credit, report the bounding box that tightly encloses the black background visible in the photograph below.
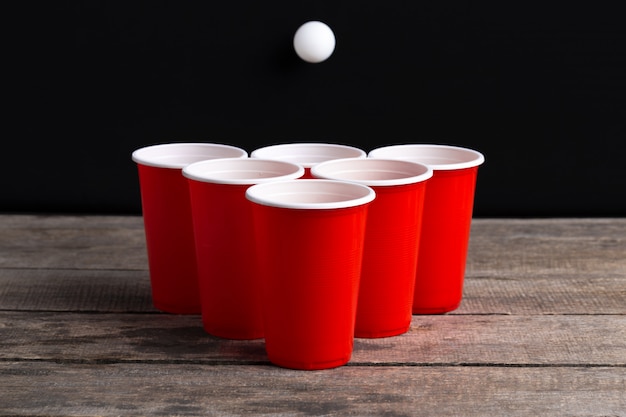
[4,1,625,217]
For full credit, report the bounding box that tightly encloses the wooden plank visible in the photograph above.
[462,218,626,314]
[1,216,624,315]
[467,218,626,275]
[1,363,624,417]
[457,271,626,314]
[0,269,155,312]
[0,216,624,416]
[2,216,626,276]
[0,214,147,270]
[2,312,624,366]
[2,267,624,315]
[0,214,143,230]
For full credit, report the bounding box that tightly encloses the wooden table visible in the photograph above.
[1,215,625,416]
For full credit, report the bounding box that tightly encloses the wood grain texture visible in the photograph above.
[467,218,626,275]
[2,216,625,274]
[1,363,625,417]
[0,215,625,417]
[2,216,625,315]
[2,268,625,314]
[0,269,155,312]
[0,312,624,366]
[461,218,626,315]
[0,215,147,270]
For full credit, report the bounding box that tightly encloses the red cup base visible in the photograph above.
[355,323,411,339]
[412,302,461,315]
[268,355,351,371]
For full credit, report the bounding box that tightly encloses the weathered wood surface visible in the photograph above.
[0,215,147,270]
[1,215,625,416]
[2,364,624,416]
[2,216,625,315]
[2,268,625,314]
[1,312,625,366]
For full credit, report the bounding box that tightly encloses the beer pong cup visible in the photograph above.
[250,143,366,178]
[246,180,375,370]
[182,158,304,339]
[368,144,485,314]
[311,158,433,338]
[131,143,247,314]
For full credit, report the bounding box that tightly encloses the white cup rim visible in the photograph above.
[311,158,433,186]
[245,179,376,210]
[182,158,305,185]
[250,143,366,168]
[131,143,248,169]
[368,144,485,171]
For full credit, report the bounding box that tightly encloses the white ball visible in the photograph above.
[293,21,336,63]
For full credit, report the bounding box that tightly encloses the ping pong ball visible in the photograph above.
[293,21,336,63]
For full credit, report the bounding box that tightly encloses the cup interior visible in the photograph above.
[132,143,248,169]
[250,143,366,167]
[311,158,433,186]
[246,179,375,209]
[183,158,304,184]
[368,144,484,170]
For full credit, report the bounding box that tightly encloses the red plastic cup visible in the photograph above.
[368,144,485,314]
[131,143,247,314]
[183,158,304,339]
[311,158,433,338]
[250,143,366,178]
[246,180,375,370]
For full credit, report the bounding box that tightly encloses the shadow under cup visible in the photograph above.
[246,180,375,370]
[131,143,248,314]
[368,144,485,314]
